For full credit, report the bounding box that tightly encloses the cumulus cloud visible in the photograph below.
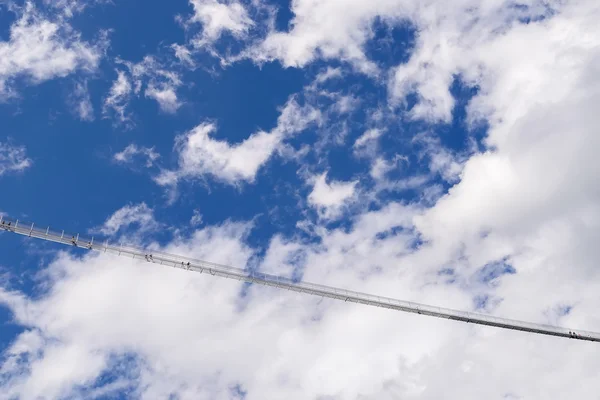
[0,141,32,176]
[245,0,388,74]
[4,1,600,399]
[241,0,584,125]
[308,173,358,220]
[3,195,599,399]
[159,122,280,186]
[156,98,320,187]
[187,0,254,47]
[113,144,160,168]
[386,0,597,123]
[0,220,258,399]
[0,2,103,100]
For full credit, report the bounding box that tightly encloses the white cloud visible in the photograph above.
[103,56,183,123]
[95,203,159,236]
[145,85,181,113]
[0,141,32,176]
[163,122,280,186]
[187,0,254,47]
[171,43,196,68]
[353,128,383,159]
[369,156,395,180]
[385,1,598,123]
[102,70,132,124]
[156,97,320,187]
[0,221,258,399]
[242,0,584,125]
[414,133,469,183]
[4,1,600,399]
[43,0,84,16]
[246,0,390,74]
[354,128,382,149]
[190,209,203,226]
[308,172,358,220]
[132,57,182,114]
[273,97,323,135]
[0,2,103,100]
[314,67,344,84]
[113,144,160,168]
[2,174,600,400]
[331,93,359,115]
[42,0,107,17]
[69,80,94,121]
[5,196,600,399]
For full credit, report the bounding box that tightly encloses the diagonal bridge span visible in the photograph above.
[1,216,599,342]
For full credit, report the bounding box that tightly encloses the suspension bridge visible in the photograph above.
[1,216,599,342]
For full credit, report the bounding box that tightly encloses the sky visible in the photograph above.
[0,0,600,398]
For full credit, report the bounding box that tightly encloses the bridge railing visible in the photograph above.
[1,215,599,341]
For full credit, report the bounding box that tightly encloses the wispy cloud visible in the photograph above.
[0,141,32,177]
[69,79,94,121]
[113,144,160,168]
[103,56,183,125]
[93,202,159,236]
[102,70,133,125]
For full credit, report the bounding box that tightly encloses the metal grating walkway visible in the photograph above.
[1,216,599,342]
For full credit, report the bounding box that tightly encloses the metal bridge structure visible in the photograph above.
[1,216,599,343]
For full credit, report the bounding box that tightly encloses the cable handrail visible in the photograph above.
[1,215,598,342]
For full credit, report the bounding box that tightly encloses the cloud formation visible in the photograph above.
[308,173,358,220]
[102,70,133,124]
[94,203,159,236]
[113,144,160,168]
[0,2,103,100]
[69,80,94,121]
[0,141,32,176]
[187,0,254,47]
[103,57,183,125]
[2,0,600,399]
[156,98,320,187]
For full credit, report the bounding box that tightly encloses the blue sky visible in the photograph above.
[1,0,600,399]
